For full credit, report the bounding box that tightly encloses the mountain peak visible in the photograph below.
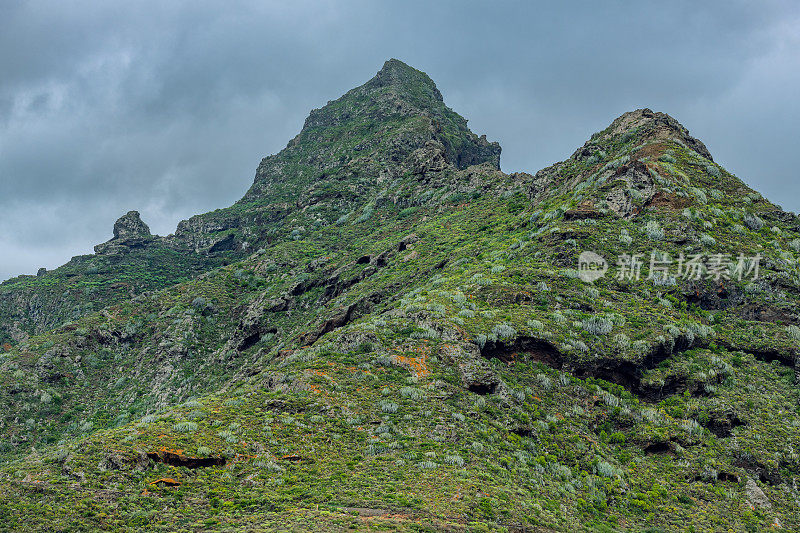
[244,60,501,202]
[300,59,448,133]
[365,58,444,102]
[607,108,713,161]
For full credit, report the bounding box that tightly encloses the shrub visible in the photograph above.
[217,430,237,444]
[689,187,707,205]
[786,325,800,343]
[475,334,488,348]
[187,410,206,421]
[537,281,550,292]
[444,455,465,467]
[425,303,446,316]
[491,323,517,341]
[378,400,399,414]
[357,205,374,223]
[687,322,713,340]
[619,229,633,246]
[705,164,721,177]
[197,446,212,456]
[659,153,677,164]
[599,390,619,407]
[632,340,650,355]
[398,206,419,219]
[682,419,702,436]
[411,326,440,340]
[399,386,424,400]
[471,274,491,285]
[452,292,467,306]
[614,333,630,350]
[527,319,544,331]
[644,220,664,241]
[743,213,764,231]
[535,374,552,390]
[582,316,613,335]
[699,234,716,247]
[596,460,623,478]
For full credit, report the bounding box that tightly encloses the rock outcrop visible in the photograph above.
[94,211,154,254]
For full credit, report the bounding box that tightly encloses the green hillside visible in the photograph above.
[0,60,798,532]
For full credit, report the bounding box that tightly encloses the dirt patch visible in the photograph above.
[645,190,692,210]
[632,142,669,161]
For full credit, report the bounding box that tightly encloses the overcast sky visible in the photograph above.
[2,1,799,282]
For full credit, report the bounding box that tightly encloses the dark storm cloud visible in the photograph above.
[1,0,799,281]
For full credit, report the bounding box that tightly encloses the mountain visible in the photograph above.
[0,59,500,346]
[1,60,799,531]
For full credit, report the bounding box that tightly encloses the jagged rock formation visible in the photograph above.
[1,60,799,531]
[94,211,154,254]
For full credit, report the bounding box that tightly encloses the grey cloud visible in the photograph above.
[1,0,799,281]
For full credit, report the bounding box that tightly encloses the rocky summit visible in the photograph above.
[1,60,799,531]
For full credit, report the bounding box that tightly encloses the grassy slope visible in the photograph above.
[1,123,800,530]
[1,61,800,530]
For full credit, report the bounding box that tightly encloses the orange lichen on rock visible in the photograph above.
[392,345,430,378]
[149,478,181,486]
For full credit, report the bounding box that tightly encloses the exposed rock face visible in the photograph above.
[113,211,151,240]
[606,108,713,161]
[242,59,501,203]
[407,140,449,174]
[94,211,154,254]
[440,343,502,394]
[745,478,772,509]
[604,160,657,218]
